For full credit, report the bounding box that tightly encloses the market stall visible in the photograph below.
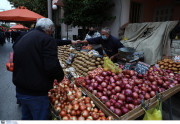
[48,44,180,120]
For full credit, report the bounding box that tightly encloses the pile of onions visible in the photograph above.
[48,77,113,120]
[84,66,179,117]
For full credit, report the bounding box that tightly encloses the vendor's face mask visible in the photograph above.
[102,35,107,40]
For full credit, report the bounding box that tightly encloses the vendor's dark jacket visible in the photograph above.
[87,35,124,57]
[13,28,64,96]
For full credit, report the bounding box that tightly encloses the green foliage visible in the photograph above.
[62,0,115,28]
[8,0,47,17]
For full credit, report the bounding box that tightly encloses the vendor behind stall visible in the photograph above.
[81,27,124,60]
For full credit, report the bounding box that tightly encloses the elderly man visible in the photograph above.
[82,27,124,60]
[13,18,64,120]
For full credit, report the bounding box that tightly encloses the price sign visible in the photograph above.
[134,61,150,74]
[174,55,180,62]
[123,62,136,70]
[66,53,76,65]
[66,73,73,80]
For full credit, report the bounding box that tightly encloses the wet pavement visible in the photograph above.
[0,41,179,120]
[0,41,21,120]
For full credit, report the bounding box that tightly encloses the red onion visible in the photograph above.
[133,86,139,93]
[117,100,124,106]
[115,102,122,109]
[144,93,150,100]
[151,85,158,91]
[132,92,138,99]
[125,84,133,89]
[86,80,91,85]
[157,79,164,85]
[128,104,135,110]
[121,107,129,114]
[111,83,116,88]
[100,96,109,103]
[129,70,135,76]
[110,77,115,83]
[107,71,112,76]
[110,99,116,105]
[93,82,99,89]
[88,86,93,92]
[85,76,90,80]
[135,79,142,85]
[107,85,113,90]
[125,89,132,96]
[138,74,143,79]
[91,79,96,83]
[110,95,118,101]
[103,88,107,91]
[152,81,158,85]
[112,73,116,76]
[129,80,135,86]
[118,93,126,101]
[107,90,112,96]
[162,83,168,88]
[103,90,107,96]
[113,75,119,81]
[115,86,121,93]
[92,90,98,95]
[148,75,155,82]
[96,92,103,98]
[114,108,122,116]
[101,82,107,88]
[105,76,110,81]
[105,101,111,108]
[132,76,138,79]
[116,81,122,86]
[110,106,115,112]
[150,91,156,97]
[133,100,139,105]
[97,85,103,91]
[111,89,116,95]
[141,87,147,92]
[126,97,133,103]
[102,71,108,76]
[141,90,146,95]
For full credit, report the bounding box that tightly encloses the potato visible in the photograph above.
[164,63,168,66]
[173,64,177,67]
[168,64,172,68]
[97,58,101,61]
[90,63,96,66]
[95,62,100,65]
[164,66,168,69]
[100,61,104,64]
[88,67,96,71]
[172,68,178,71]
[160,65,164,69]
[91,59,96,63]
[98,65,102,68]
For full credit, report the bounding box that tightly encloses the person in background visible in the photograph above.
[84,26,101,40]
[81,27,124,61]
[13,18,65,120]
[5,30,10,42]
[0,29,5,45]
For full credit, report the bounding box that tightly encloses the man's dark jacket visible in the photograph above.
[13,28,64,96]
[87,35,124,57]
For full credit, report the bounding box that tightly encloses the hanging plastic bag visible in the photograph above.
[103,57,122,74]
[143,100,162,120]
[6,51,14,72]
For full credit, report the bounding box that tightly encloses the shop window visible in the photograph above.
[154,6,173,22]
[130,2,143,23]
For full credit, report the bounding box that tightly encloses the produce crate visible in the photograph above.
[81,86,120,120]
[81,84,180,120]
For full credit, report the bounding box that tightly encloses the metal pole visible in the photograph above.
[47,0,52,20]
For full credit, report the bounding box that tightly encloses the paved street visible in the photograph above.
[0,41,21,120]
[0,41,179,120]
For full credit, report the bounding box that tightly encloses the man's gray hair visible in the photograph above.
[101,27,111,34]
[35,18,54,31]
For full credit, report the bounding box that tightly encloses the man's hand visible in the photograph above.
[110,55,115,60]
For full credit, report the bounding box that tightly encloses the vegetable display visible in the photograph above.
[83,66,179,117]
[157,58,180,73]
[58,46,104,77]
[48,77,114,120]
